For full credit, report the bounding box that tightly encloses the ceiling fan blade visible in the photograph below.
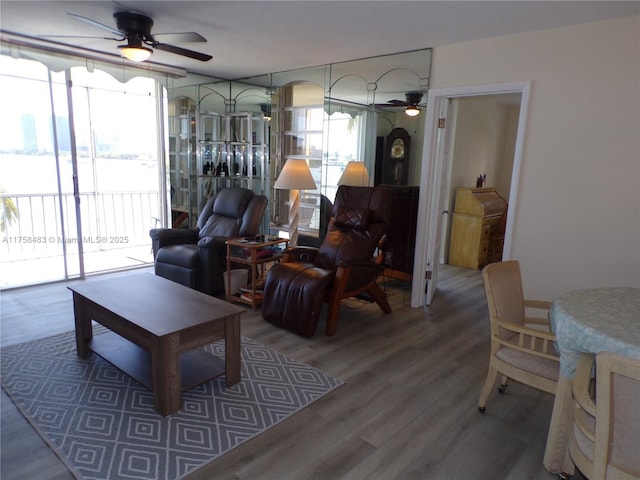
[152,32,206,43]
[154,43,212,62]
[68,13,123,37]
[40,34,122,40]
[373,102,409,107]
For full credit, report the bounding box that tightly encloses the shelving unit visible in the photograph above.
[196,111,269,210]
[168,98,197,228]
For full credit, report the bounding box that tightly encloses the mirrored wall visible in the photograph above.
[165,48,432,236]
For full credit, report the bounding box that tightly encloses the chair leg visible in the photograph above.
[325,267,351,337]
[478,365,498,412]
[324,272,391,337]
[325,299,341,336]
[499,375,509,393]
[367,283,392,313]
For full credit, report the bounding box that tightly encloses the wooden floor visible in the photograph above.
[1,266,564,480]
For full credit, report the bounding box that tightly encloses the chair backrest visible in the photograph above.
[594,352,640,479]
[316,185,391,269]
[196,187,267,238]
[482,260,526,338]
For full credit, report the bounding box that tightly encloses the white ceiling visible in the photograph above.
[1,1,638,80]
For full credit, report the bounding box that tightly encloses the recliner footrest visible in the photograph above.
[262,263,333,337]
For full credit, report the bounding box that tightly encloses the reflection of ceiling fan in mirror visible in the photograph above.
[43,11,212,63]
[375,92,425,116]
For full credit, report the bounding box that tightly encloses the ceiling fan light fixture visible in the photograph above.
[118,39,152,62]
[404,105,420,117]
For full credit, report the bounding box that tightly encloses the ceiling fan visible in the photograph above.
[375,92,425,116]
[44,11,212,62]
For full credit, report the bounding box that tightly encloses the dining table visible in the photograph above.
[543,287,640,475]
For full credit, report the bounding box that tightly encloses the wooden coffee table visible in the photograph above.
[68,272,244,416]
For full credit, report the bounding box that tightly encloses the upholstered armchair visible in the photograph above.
[150,187,267,296]
[262,185,392,337]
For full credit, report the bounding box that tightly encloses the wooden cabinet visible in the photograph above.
[449,187,507,269]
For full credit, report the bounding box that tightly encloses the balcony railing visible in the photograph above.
[1,191,160,288]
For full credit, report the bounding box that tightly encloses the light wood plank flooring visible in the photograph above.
[1,266,565,480]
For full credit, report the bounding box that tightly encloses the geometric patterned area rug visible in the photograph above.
[1,330,343,480]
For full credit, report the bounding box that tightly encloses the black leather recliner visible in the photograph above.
[150,187,267,295]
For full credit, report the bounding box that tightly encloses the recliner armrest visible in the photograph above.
[337,259,384,270]
[196,236,231,248]
[337,260,384,290]
[196,236,231,295]
[149,228,198,257]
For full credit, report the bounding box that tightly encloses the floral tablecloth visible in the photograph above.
[550,287,640,377]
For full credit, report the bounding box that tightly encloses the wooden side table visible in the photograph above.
[226,236,289,309]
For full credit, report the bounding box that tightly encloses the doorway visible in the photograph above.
[440,93,521,265]
[411,82,531,307]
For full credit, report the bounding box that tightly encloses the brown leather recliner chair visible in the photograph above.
[150,187,267,296]
[262,185,392,337]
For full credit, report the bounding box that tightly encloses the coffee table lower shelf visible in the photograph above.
[90,332,226,392]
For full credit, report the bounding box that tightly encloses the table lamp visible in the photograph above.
[274,159,317,246]
[338,161,370,186]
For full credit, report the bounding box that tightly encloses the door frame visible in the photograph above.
[411,81,531,307]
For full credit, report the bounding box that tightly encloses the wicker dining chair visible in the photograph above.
[478,260,560,412]
[569,352,640,479]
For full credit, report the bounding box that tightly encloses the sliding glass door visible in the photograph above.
[0,58,80,286]
[69,68,161,276]
[0,55,164,288]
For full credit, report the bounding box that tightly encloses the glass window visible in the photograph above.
[323,111,362,200]
[272,82,364,238]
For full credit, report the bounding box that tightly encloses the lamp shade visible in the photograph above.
[338,161,370,186]
[274,159,317,190]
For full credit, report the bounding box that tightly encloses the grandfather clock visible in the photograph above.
[382,128,410,185]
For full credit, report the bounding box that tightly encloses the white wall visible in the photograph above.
[450,96,516,199]
[430,15,640,299]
